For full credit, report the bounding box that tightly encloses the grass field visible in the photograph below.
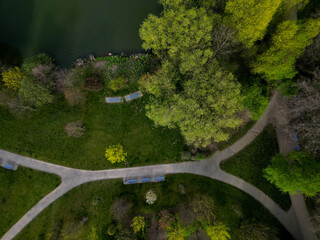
[0,92,186,170]
[15,174,293,240]
[0,167,60,237]
[220,125,291,211]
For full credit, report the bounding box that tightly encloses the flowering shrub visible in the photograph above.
[146,189,157,205]
[105,144,127,164]
[1,67,22,90]
[131,216,146,234]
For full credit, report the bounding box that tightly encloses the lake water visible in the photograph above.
[0,0,160,66]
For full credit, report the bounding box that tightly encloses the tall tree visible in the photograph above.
[253,18,320,83]
[141,62,243,147]
[264,152,320,197]
[140,3,219,74]
[225,0,282,47]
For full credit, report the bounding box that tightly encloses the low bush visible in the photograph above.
[18,76,54,108]
[22,53,53,74]
[84,75,103,91]
[108,225,117,236]
[241,84,268,121]
[64,87,85,106]
[1,67,22,90]
[110,77,126,92]
[64,121,85,138]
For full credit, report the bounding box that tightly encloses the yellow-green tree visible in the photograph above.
[87,227,99,240]
[253,18,320,82]
[225,0,282,47]
[130,216,146,234]
[1,67,22,90]
[206,223,230,240]
[105,144,127,164]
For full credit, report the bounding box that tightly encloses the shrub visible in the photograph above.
[158,210,174,230]
[0,89,15,106]
[18,76,54,108]
[111,197,132,223]
[64,87,85,106]
[191,194,215,222]
[1,67,22,90]
[241,84,268,121]
[22,53,53,73]
[105,144,127,164]
[236,221,279,240]
[84,75,103,91]
[279,80,299,97]
[131,216,146,234]
[110,77,126,91]
[64,121,85,138]
[206,223,230,240]
[145,189,157,205]
[108,225,117,236]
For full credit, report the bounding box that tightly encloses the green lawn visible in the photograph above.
[218,120,255,150]
[220,125,291,211]
[0,92,186,170]
[0,167,60,237]
[15,174,293,240]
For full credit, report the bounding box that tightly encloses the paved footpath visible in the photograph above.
[0,91,308,240]
[268,92,318,240]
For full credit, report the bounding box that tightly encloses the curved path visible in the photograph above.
[0,92,303,240]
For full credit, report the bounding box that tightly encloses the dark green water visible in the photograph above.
[0,0,160,66]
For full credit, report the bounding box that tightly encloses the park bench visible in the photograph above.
[124,91,143,102]
[123,176,165,185]
[105,96,123,103]
[1,160,18,171]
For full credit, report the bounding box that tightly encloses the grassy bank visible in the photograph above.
[0,167,60,237]
[221,125,291,210]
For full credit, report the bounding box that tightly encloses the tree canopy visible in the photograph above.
[139,0,248,147]
[141,62,243,147]
[206,223,230,240]
[225,0,282,47]
[264,151,320,196]
[253,18,320,83]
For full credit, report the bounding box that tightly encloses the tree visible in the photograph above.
[143,63,243,147]
[287,73,320,154]
[253,18,320,83]
[111,197,132,223]
[87,227,99,240]
[130,216,147,234]
[18,76,54,108]
[139,0,244,147]
[236,221,279,240]
[105,144,127,164]
[225,0,282,47]
[206,223,230,240]
[146,189,157,205]
[1,67,22,90]
[158,210,175,230]
[140,4,218,73]
[241,84,268,121]
[264,152,320,196]
[190,195,215,223]
[167,221,194,240]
